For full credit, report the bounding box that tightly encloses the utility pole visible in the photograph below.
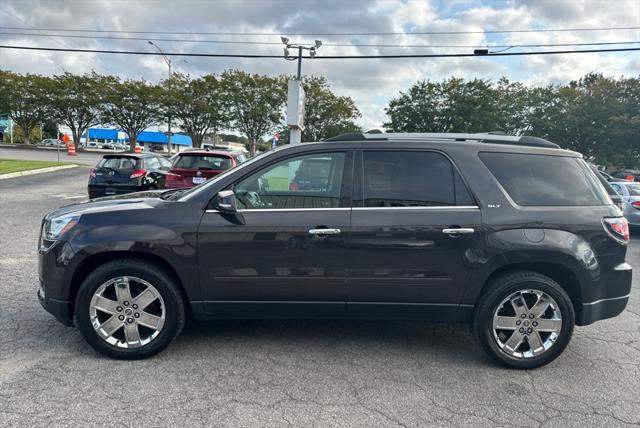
[281,38,322,145]
[148,41,173,154]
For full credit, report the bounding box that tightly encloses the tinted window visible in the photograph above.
[625,183,640,196]
[98,157,139,171]
[479,152,607,206]
[235,152,345,209]
[175,154,233,170]
[361,151,473,207]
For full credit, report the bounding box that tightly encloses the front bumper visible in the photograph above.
[38,282,74,326]
[38,240,77,326]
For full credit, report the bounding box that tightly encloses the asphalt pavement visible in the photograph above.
[0,168,639,427]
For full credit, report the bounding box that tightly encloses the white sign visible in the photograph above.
[287,79,305,130]
[117,131,126,140]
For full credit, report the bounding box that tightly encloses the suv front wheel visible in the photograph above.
[472,271,575,369]
[75,259,186,359]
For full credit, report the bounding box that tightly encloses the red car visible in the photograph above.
[165,150,247,189]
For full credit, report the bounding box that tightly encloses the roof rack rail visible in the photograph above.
[324,132,560,148]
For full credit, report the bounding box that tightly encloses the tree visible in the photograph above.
[223,70,286,155]
[384,77,499,133]
[0,72,51,145]
[49,72,108,147]
[102,78,163,152]
[301,76,361,141]
[162,73,230,148]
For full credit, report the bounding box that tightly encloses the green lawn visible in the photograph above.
[0,159,66,175]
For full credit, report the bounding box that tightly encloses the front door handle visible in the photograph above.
[308,228,341,236]
[442,228,475,235]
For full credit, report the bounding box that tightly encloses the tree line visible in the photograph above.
[0,70,361,154]
[1,69,637,166]
[385,74,639,168]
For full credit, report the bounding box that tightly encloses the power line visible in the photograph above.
[1,44,638,58]
[0,31,638,49]
[0,25,638,37]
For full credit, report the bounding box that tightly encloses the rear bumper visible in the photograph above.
[88,184,143,199]
[579,294,630,326]
[577,262,632,325]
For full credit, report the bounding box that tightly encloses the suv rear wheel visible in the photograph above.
[472,271,575,369]
[75,259,185,359]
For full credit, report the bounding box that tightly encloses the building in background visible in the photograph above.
[0,114,9,141]
[202,135,248,152]
[82,128,192,152]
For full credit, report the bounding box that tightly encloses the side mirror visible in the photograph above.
[215,190,237,212]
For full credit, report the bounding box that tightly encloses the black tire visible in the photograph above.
[472,271,575,369]
[75,259,186,359]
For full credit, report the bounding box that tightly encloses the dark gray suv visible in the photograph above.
[38,132,632,368]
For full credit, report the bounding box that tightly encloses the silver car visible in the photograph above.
[610,181,640,226]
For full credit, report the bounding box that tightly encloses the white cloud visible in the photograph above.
[0,0,638,131]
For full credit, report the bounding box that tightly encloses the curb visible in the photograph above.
[0,164,80,180]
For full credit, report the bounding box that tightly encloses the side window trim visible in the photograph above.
[232,150,354,211]
[355,148,477,209]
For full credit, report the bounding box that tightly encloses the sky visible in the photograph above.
[0,0,638,131]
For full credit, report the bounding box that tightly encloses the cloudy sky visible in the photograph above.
[0,0,638,130]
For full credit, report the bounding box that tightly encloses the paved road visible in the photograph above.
[1,168,639,427]
[1,145,112,166]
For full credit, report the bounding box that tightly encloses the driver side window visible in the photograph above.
[234,152,346,209]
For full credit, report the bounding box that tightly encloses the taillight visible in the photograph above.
[90,168,96,178]
[603,217,629,243]
[130,170,146,179]
[632,201,640,210]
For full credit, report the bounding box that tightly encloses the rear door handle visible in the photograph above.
[308,228,341,236]
[442,228,475,235]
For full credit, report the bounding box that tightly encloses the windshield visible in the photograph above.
[178,149,277,201]
[625,183,640,196]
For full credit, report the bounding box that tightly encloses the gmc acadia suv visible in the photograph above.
[38,132,632,369]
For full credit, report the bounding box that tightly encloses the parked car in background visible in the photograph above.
[165,150,246,189]
[612,169,640,182]
[39,132,631,369]
[86,141,99,149]
[588,163,625,211]
[610,181,640,227]
[88,153,172,198]
[40,138,64,147]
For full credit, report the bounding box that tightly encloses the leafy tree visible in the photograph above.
[49,72,108,147]
[162,73,230,148]
[0,72,51,145]
[301,76,361,141]
[222,70,286,155]
[102,78,163,152]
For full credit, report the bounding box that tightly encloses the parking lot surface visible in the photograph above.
[1,168,638,427]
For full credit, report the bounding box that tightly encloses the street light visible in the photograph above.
[281,37,322,80]
[148,40,173,155]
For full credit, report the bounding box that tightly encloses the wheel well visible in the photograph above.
[69,252,190,318]
[480,263,583,320]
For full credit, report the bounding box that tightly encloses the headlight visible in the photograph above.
[44,213,81,241]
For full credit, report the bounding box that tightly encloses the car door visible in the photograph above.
[346,149,482,320]
[196,150,353,317]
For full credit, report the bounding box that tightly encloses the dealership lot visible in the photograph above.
[0,168,638,427]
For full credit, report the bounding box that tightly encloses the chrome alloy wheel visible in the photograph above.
[492,289,562,359]
[89,276,166,348]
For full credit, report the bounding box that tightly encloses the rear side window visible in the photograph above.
[361,151,474,207]
[98,157,139,170]
[479,152,608,206]
[174,155,233,170]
